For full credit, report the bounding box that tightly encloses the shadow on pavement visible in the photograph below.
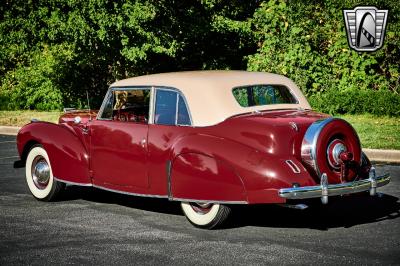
[228,193,400,230]
[60,185,182,216]
[59,185,400,230]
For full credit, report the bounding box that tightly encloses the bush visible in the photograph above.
[0,44,75,111]
[0,0,398,113]
[309,89,400,117]
[247,0,399,116]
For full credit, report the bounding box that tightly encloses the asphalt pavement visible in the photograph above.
[0,134,399,265]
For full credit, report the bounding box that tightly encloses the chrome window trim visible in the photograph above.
[97,85,192,126]
[174,92,179,125]
[148,86,155,125]
[231,84,300,108]
[96,86,153,122]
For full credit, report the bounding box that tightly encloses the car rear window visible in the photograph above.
[232,85,298,107]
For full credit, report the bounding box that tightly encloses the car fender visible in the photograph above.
[170,133,256,203]
[170,133,316,204]
[17,122,91,185]
[171,152,247,203]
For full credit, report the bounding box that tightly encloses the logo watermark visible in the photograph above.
[343,6,388,52]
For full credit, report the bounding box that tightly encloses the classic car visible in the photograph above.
[15,71,391,229]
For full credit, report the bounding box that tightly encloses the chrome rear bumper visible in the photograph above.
[278,168,390,204]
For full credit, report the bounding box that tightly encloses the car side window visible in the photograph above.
[232,85,298,107]
[155,90,177,125]
[177,95,190,125]
[112,89,150,123]
[100,91,113,119]
[154,89,191,126]
[98,88,150,123]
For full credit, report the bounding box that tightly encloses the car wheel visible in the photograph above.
[181,202,231,229]
[25,145,65,201]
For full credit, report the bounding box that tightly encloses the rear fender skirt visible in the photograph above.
[17,122,91,185]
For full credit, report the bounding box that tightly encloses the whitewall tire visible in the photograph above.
[25,145,64,201]
[181,202,231,229]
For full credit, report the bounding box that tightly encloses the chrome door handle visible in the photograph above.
[140,138,146,148]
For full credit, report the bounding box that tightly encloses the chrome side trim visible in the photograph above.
[92,184,168,199]
[54,177,93,187]
[54,177,169,199]
[285,160,300,174]
[172,197,248,205]
[166,160,172,200]
[279,173,390,200]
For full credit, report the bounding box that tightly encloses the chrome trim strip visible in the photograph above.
[166,160,172,200]
[54,177,248,203]
[172,197,248,204]
[92,184,168,199]
[174,92,179,125]
[54,177,93,187]
[285,160,300,174]
[278,173,390,199]
[148,86,156,125]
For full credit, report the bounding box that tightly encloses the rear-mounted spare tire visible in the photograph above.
[301,118,362,183]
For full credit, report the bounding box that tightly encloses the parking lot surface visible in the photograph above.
[0,134,399,265]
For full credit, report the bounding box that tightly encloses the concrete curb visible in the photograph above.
[363,149,400,164]
[0,126,21,136]
[0,126,399,163]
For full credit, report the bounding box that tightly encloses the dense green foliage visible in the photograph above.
[0,0,399,115]
[247,0,400,116]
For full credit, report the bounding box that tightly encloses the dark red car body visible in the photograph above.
[17,108,332,204]
[15,71,390,225]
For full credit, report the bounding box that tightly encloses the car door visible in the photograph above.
[90,87,151,188]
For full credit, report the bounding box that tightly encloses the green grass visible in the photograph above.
[0,111,398,150]
[338,114,400,150]
[0,111,61,126]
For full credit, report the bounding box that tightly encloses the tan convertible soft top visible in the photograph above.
[111,71,311,127]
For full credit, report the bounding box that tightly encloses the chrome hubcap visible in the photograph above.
[327,139,347,169]
[31,156,50,189]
